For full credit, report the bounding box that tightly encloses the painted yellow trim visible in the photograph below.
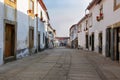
[4,0,17,9]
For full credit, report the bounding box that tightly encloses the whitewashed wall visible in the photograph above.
[37,3,46,49]
[0,0,49,65]
[88,0,120,56]
[78,20,86,49]
[0,0,4,65]
[16,0,30,58]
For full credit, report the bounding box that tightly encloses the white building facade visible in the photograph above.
[78,0,120,62]
[0,0,50,65]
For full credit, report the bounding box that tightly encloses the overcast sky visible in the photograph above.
[43,0,92,37]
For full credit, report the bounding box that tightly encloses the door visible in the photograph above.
[38,33,40,51]
[29,28,34,48]
[115,28,120,61]
[86,34,89,49]
[91,33,94,51]
[99,32,102,53]
[106,28,111,57]
[5,24,15,58]
[118,28,120,62]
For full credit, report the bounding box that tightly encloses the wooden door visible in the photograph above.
[5,24,15,58]
[29,28,34,48]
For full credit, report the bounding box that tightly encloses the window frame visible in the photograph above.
[114,0,120,11]
[29,0,34,13]
[28,0,35,17]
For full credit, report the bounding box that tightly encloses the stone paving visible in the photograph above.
[0,48,120,80]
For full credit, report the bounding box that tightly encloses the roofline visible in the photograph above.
[86,0,102,10]
[77,14,89,26]
[38,0,50,20]
[38,0,47,11]
[69,24,77,31]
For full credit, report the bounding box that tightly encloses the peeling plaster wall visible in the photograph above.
[16,0,30,59]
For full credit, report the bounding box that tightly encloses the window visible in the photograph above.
[89,13,92,27]
[28,0,34,17]
[116,0,120,5]
[4,0,17,8]
[40,11,43,20]
[30,0,34,13]
[78,24,82,32]
[100,5,103,13]
[114,0,120,10]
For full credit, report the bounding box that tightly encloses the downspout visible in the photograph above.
[36,0,38,53]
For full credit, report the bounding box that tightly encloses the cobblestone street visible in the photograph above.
[0,48,120,80]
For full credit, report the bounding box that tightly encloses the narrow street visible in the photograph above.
[0,48,120,80]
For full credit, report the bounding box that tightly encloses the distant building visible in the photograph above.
[69,24,78,48]
[55,37,70,47]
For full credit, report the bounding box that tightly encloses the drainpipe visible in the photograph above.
[36,0,38,53]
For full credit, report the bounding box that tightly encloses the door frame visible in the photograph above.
[98,32,103,54]
[3,19,17,63]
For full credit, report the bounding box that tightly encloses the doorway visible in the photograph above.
[117,28,120,62]
[91,33,94,51]
[99,32,102,53]
[86,34,89,49]
[4,24,15,61]
[114,28,120,61]
[29,28,34,49]
[106,28,111,57]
